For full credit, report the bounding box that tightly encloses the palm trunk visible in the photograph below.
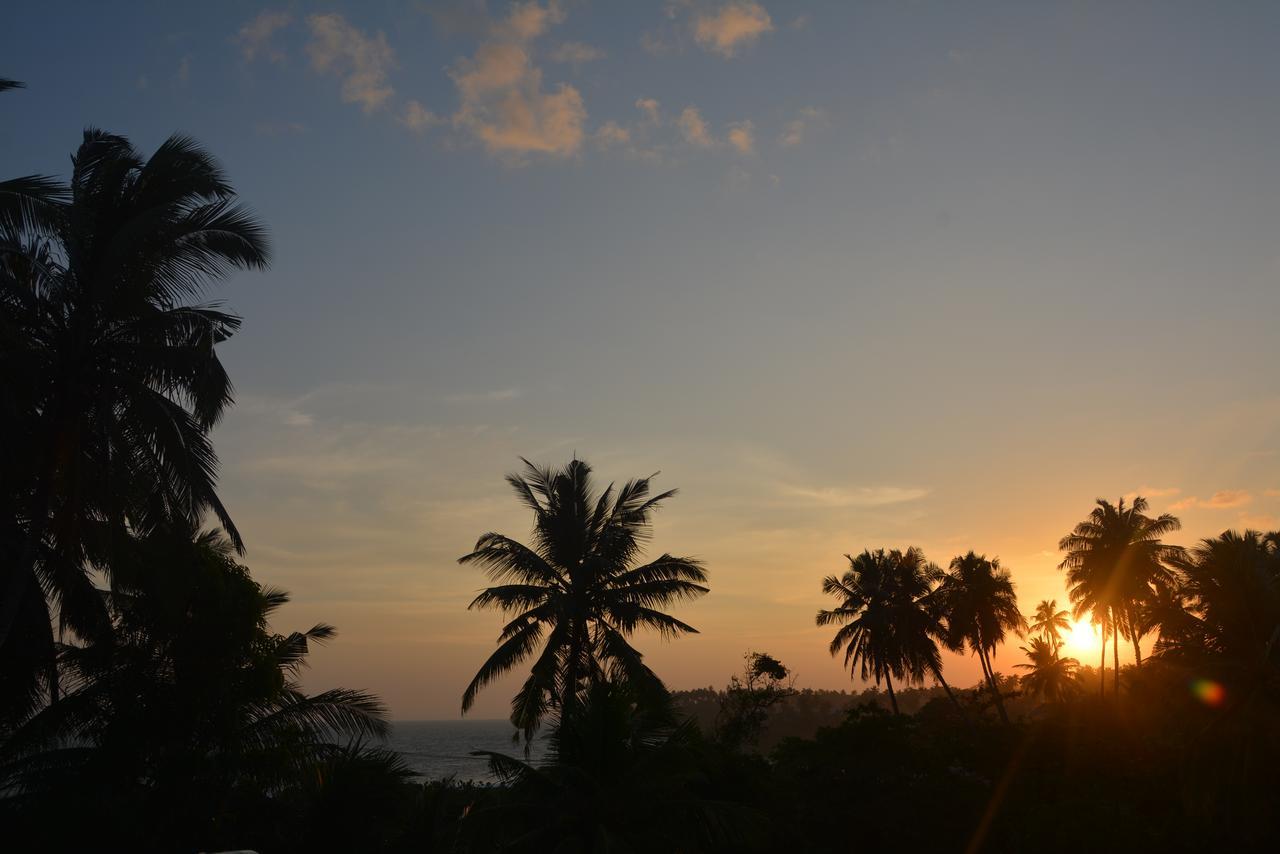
[980,647,1010,724]
[1112,619,1120,698]
[933,666,964,713]
[883,671,899,714]
[1099,620,1107,699]
[1129,607,1143,668]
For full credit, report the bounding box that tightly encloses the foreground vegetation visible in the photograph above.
[3,97,1278,851]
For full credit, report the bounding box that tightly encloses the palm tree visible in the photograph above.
[935,552,1026,723]
[0,79,22,93]
[817,548,955,715]
[1028,599,1071,652]
[1015,637,1080,705]
[459,458,708,740]
[1153,529,1280,670]
[0,131,268,686]
[463,682,751,852]
[1058,496,1181,697]
[0,528,388,848]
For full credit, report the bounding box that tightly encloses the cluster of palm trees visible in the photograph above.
[816,549,1025,721]
[1,86,388,844]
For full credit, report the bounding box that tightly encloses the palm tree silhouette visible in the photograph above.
[0,79,22,93]
[1015,637,1080,705]
[1153,529,1280,669]
[0,131,268,711]
[1058,496,1181,697]
[0,528,387,846]
[464,682,751,852]
[935,552,1025,723]
[1028,599,1071,653]
[459,458,707,740]
[817,548,955,715]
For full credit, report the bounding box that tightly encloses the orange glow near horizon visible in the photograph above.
[1062,619,1101,661]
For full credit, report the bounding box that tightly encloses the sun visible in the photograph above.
[1062,619,1101,659]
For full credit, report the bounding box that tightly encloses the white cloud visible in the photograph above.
[693,2,774,58]
[727,120,754,154]
[678,106,714,147]
[449,2,586,160]
[550,41,605,64]
[237,10,293,63]
[779,106,826,147]
[306,14,396,113]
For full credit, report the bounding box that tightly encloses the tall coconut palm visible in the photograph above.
[1028,599,1071,653]
[935,552,1026,723]
[1015,637,1080,705]
[1058,496,1181,697]
[459,458,708,740]
[817,547,954,715]
[0,131,268,667]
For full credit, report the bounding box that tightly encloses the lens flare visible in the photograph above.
[1190,678,1226,708]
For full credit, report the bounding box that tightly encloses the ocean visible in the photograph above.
[385,719,549,783]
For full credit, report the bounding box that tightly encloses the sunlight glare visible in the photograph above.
[1063,619,1100,658]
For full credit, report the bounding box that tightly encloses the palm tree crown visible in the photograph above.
[1058,496,1181,695]
[459,458,708,739]
[935,551,1025,722]
[1015,637,1081,705]
[1029,599,1071,652]
[816,547,947,714]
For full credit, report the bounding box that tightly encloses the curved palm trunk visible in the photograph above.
[982,648,1010,724]
[883,671,899,715]
[1128,607,1143,668]
[933,666,964,713]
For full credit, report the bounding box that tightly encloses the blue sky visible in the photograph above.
[4,1,1279,718]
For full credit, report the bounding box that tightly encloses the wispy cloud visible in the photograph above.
[449,1,586,160]
[693,2,774,58]
[779,484,930,508]
[678,106,715,147]
[727,120,754,154]
[306,13,396,113]
[778,106,826,147]
[1170,490,1253,511]
[445,388,523,403]
[549,41,605,65]
[1122,485,1180,503]
[237,9,292,64]
[400,99,442,132]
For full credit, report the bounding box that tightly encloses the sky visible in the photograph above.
[4,1,1279,720]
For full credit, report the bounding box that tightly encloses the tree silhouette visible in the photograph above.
[459,458,707,740]
[1058,496,1180,697]
[1015,637,1080,704]
[0,131,268,703]
[817,548,955,715]
[463,682,751,852]
[0,528,387,849]
[1028,599,1071,653]
[935,552,1025,723]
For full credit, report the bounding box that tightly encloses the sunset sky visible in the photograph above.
[5,1,1278,719]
